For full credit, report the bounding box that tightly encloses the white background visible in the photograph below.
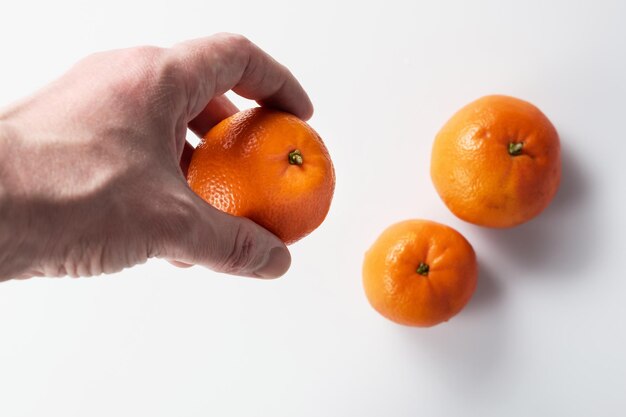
[1,1,625,416]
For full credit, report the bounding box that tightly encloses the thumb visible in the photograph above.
[163,192,291,279]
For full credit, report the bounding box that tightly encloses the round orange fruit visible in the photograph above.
[362,219,477,327]
[187,107,335,245]
[431,95,561,228]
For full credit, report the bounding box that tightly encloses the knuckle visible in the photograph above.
[156,189,198,244]
[117,46,166,74]
[213,32,251,48]
[219,220,260,274]
[70,47,169,115]
[128,45,164,60]
[211,33,254,63]
[119,46,165,82]
[79,50,108,64]
[81,45,164,77]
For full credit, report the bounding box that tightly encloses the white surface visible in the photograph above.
[1,1,625,416]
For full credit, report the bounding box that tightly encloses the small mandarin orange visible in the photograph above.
[363,219,478,327]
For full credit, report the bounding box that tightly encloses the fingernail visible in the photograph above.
[254,246,291,279]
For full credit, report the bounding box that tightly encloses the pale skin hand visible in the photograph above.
[0,33,314,282]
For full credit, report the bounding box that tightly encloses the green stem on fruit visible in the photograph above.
[508,142,524,156]
[288,149,303,166]
[416,262,430,276]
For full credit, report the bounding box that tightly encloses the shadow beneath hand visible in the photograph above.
[474,143,596,278]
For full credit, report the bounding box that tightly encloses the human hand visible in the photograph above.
[0,33,313,281]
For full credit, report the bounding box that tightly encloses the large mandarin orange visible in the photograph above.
[362,220,477,327]
[187,107,335,245]
[431,95,561,228]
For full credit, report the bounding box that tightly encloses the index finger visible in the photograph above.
[172,33,314,121]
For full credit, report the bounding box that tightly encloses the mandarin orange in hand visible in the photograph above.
[431,95,561,228]
[362,220,477,327]
[187,107,335,245]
